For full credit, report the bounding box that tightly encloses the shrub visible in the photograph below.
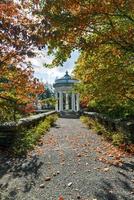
[81,115,132,147]
[81,115,133,153]
[12,114,58,155]
[112,132,127,146]
[92,120,113,141]
[80,116,94,128]
[80,116,108,136]
[93,120,105,135]
[45,114,58,126]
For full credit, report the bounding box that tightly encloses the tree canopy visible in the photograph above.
[0,1,44,122]
[37,0,134,65]
[37,0,134,117]
[1,0,134,119]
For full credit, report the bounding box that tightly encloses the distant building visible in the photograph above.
[53,71,80,112]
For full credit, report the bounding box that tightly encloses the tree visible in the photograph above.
[0,66,44,121]
[0,1,44,122]
[0,64,44,121]
[74,46,134,118]
[35,0,134,118]
[1,1,134,119]
[38,83,55,109]
[37,0,134,65]
[0,1,34,68]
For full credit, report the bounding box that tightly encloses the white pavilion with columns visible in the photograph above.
[53,71,80,112]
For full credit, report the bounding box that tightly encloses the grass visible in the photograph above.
[12,114,58,156]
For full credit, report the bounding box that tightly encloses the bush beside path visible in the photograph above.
[0,118,134,200]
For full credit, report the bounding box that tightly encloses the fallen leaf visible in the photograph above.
[59,196,64,200]
[103,167,110,172]
[77,153,82,157]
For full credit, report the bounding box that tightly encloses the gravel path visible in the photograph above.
[0,118,134,200]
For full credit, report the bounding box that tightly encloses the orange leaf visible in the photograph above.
[59,196,64,200]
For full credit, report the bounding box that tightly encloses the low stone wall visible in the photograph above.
[84,112,134,138]
[0,111,56,147]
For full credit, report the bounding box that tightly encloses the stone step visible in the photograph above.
[59,111,80,119]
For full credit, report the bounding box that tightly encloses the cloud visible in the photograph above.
[28,50,79,84]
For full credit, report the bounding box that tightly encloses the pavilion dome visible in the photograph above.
[53,71,79,88]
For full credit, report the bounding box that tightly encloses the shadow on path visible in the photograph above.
[0,153,43,199]
[0,118,134,200]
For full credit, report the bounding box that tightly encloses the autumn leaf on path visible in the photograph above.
[103,167,110,172]
[58,196,64,200]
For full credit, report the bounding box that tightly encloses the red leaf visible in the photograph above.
[59,196,64,200]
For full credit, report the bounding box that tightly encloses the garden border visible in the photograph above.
[83,111,134,137]
[0,111,56,146]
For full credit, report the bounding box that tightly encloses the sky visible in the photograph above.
[28,50,79,84]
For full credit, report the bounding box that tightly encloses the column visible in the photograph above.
[71,93,75,111]
[55,92,58,111]
[59,91,63,111]
[65,93,69,110]
[76,94,80,111]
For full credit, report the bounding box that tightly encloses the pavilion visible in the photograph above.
[53,71,80,113]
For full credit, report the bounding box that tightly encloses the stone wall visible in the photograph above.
[0,111,56,147]
[84,112,134,139]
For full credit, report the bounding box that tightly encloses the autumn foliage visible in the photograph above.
[1,0,134,120]
[0,64,44,121]
[0,1,44,122]
[35,0,134,118]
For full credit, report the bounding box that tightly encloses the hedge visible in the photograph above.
[0,111,56,147]
[83,112,134,140]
